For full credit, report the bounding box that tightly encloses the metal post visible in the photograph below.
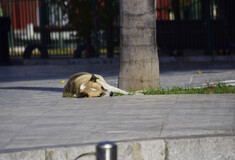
[206,0,213,55]
[0,17,10,65]
[96,142,117,160]
[92,0,98,57]
[39,0,50,47]
[7,0,15,54]
[58,7,64,50]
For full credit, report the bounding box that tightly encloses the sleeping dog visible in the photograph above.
[63,72,128,98]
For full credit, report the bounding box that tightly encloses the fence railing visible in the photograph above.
[1,0,234,58]
[156,0,235,55]
[0,0,119,58]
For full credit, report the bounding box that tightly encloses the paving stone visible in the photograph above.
[0,62,234,159]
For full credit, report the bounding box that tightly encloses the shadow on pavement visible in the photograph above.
[0,86,62,92]
[0,62,234,83]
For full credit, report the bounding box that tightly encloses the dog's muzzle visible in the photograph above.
[103,91,113,97]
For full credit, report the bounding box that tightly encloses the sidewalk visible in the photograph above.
[8,55,235,66]
[0,62,234,159]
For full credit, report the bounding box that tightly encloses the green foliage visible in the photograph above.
[141,83,235,95]
[113,92,125,96]
[98,0,119,26]
[63,92,75,98]
[53,0,119,40]
[64,83,235,98]
[67,0,93,39]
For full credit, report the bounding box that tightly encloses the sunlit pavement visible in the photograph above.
[0,61,234,156]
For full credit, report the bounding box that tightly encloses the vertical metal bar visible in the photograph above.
[161,0,164,20]
[211,0,214,50]
[49,1,53,56]
[15,0,20,56]
[194,0,197,19]
[96,142,117,160]
[92,0,98,57]
[19,0,23,56]
[47,3,53,56]
[26,0,30,56]
[39,0,49,51]
[49,3,54,56]
[197,0,200,20]
[179,0,182,20]
[0,17,10,65]
[58,6,64,52]
[0,2,3,17]
[164,1,166,20]
[36,0,40,47]
[8,0,15,56]
[47,2,51,56]
[206,0,212,55]
[159,0,161,20]
[164,0,166,20]
[189,0,192,20]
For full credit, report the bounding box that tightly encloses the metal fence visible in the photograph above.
[0,0,119,58]
[156,0,235,55]
[1,0,235,58]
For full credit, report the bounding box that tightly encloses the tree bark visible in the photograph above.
[118,0,160,91]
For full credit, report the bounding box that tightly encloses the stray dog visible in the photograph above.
[63,72,128,98]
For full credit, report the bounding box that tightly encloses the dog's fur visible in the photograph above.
[63,72,128,98]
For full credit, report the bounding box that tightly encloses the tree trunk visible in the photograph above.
[118,0,160,91]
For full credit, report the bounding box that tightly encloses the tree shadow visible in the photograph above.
[0,86,62,92]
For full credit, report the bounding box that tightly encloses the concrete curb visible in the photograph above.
[0,135,234,160]
[9,55,235,65]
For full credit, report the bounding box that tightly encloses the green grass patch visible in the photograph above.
[64,83,235,98]
[141,83,235,95]
[63,92,75,98]
[113,92,126,96]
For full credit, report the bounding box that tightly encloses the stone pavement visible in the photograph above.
[0,61,234,159]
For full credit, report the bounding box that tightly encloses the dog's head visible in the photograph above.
[78,74,113,98]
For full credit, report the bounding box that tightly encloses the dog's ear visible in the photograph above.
[90,74,99,82]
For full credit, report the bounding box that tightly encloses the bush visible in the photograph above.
[55,0,119,41]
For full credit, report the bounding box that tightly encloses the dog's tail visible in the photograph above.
[97,79,129,95]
